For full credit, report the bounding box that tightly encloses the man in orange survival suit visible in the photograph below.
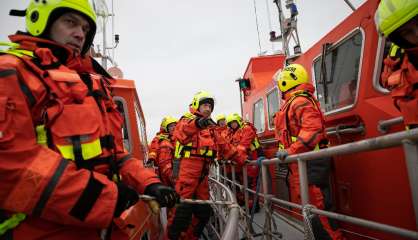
[0,1,178,239]
[214,113,230,148]
[148,116,177,186]
[376,0,418,129]
[168,91,246,240]
[215,114,227,128]
[274,64,344,240]
[225,113,263,210]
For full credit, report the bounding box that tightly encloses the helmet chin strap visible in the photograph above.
[9,9,27,17]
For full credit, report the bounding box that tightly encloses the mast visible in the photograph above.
[270,0,302,60]
[92,0,120,73]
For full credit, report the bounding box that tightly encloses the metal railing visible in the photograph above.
[378,116,404,133]
[212,128,418,239]
[206,176,240,240]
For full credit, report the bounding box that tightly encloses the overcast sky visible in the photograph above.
[0,0,365,141]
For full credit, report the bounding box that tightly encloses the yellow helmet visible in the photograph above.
[160,116,177,132]
[276,63,309,93]
[375,0,418,37]
[226,113,243,128]
[215,114,226,123]
[190,91,215,111]
[12,0,97,55]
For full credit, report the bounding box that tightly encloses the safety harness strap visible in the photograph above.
[32,158,69,217]
[69,172,104,221]
[71,135,84,169]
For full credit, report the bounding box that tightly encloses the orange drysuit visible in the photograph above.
[167,111,245,239]
[0,34,160,240]
[381,47,418,127]
[229,122,262,207]
[148,132,175,187]
[274,83,344,240]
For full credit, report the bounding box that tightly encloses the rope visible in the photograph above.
[302,204,316,240]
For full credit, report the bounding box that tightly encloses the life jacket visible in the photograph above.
[381,46,418,126]
[173,113,216,160]
[1,37,127,172]
[0,36,127,233]
[243,122,261,152]
[230,122,262,159]
[148,131,168,162]
[274,84,326,152]
[172,112,216,179]
[274,85,331,186]
[156,136,175,186]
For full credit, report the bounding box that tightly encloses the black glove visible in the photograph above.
[144,183,179,208]
[195,117,216,129]
[276,150,289,161]
[114,182,139,217]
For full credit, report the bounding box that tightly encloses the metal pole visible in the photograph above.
[274,0,289,56]
[310,208,418,239]
[231,165,237,196]
[378,116,404,133]
[403,139,418,231]
[242,165,253,237]
[222,162,227,185]
[208,177,239,240]
[298,159,310,205]
[239,87,244,117]
[111,0,115,61]
[264,128,418,165]
[102,15,107,69]
[343,0,356,11]
[261,163,272,240]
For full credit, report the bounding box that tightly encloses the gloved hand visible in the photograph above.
[195,117,216,129]
[114,182,139,217]
[144,183,179,208]
[256,156,266,166]
[276,150,288,161]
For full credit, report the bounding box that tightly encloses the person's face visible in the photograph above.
[396,16,418,47]
[198,103,212,118]
[167,123,176,135]
[48,12,91,55]
[229,121,239,130]
[217,119,226,127]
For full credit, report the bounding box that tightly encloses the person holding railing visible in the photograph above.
[168,91,247,240]
[273,64,344,240]
[376,0,418,129]
[0,1,179,239]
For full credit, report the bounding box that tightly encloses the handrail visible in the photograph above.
[220,128,418,239]
[208,177,240,240]
[326,124,365,137]
[259,128,418,239]
[264,128,418,164]
[259,138,278,144]
[378,116,404,133]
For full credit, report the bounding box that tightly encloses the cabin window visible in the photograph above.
[313,29,363,113]
[253,98,265,133]
[267,88,280,129]
[113,97,133,153]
